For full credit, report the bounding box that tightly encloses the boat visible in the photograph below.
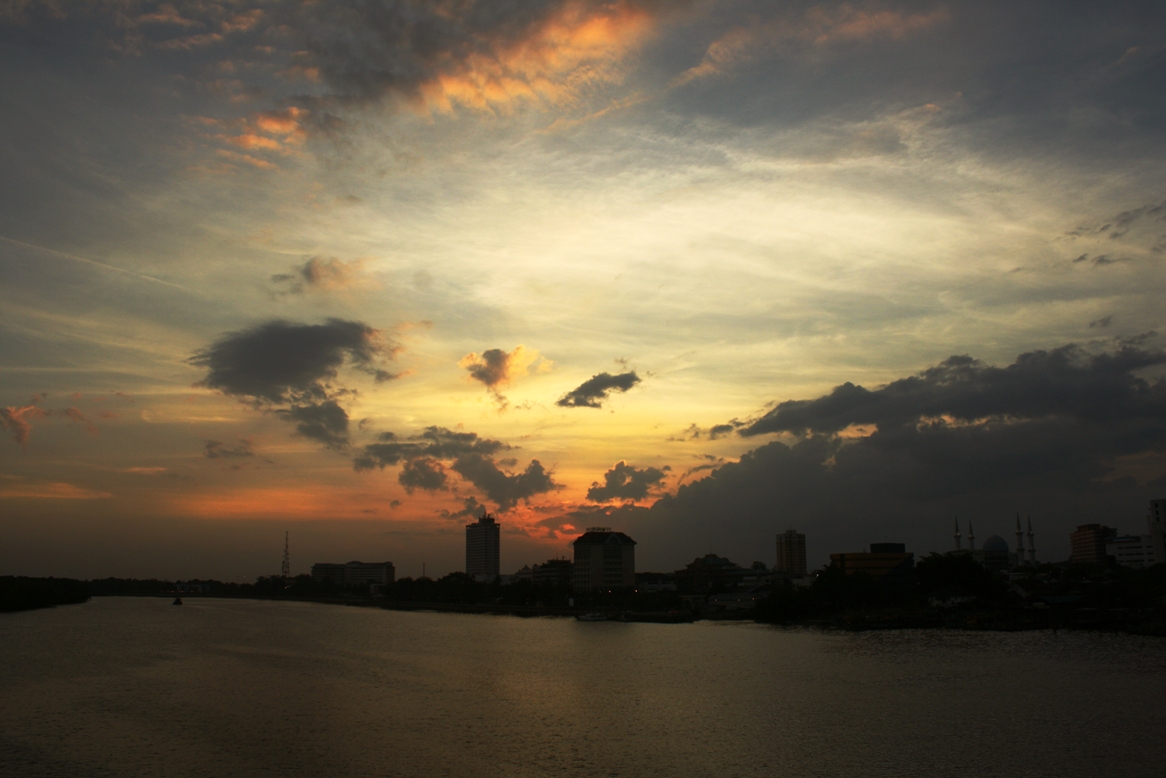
[576,612,607,621]
[172,597,183,605]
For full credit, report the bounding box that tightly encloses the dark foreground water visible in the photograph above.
[2,598,1164,777]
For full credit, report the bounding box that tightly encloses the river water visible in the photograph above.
[1,597,1163,777]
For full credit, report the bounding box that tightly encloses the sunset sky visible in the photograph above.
[2,1,1165,580]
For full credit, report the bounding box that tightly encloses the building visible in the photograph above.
[531,558,573,587]
[1106,535,1158,568]
[674,554,755,594]
[830,543,914,589]
[466,512,501,582]
[1149,499,1166,564]
[1070,524,1116,566]
[572,527,636,591]
[775,529,807,577]
[977,535,1012,572]
[310,561,395,586]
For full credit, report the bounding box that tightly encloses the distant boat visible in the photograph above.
[576,612,607,621]
[172,597,183,606]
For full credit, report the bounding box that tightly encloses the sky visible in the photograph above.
[2,0,1165,580]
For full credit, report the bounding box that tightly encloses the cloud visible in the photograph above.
[353,425,557,510]
[190,319,401,447]
[556,370,640,408]
[459,345,549,407]
[205,438,255,459]
[451,453,558,510]
[1090,316,1113,329]
[271,256,377,295]
[1,399,47,446]
[538,341,1166,568]
[0,478,114,500]
[587,461,666,502]
[278,400,349,448]
[399,457,448,494]
[741,343,1166,437]
[1071,198,1166,240]
[287,0,671,113]
[440,496,486,520]
[673,4,950,87]
[62,407,98,434]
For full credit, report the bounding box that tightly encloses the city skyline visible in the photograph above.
[3,2,1166,580]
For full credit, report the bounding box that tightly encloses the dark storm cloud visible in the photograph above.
[742,344,1166,437]
[587,461,667,502]
[354,425,556,509]
[451,454,557,510]
[191,318,399,449]
[279,401,349,448]
[559,342,1166,569]
[190,318,392,404]
[398,457,448,494]
[354,426,510,469]
[557,371,640,408]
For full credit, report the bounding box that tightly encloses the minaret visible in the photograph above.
[281,531,290,580]
[1015,514,1025,567]
[1026,516,1036,564]
[954,517,962,550]
[968,520,976,551]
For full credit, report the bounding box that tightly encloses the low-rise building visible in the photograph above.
[1106,535,1158,568]
[311,561,395,586]
[830,543,914,589]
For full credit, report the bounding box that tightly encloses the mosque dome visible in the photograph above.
[982,535,1009,553]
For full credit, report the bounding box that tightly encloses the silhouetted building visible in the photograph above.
[775,529,807,577]
[1070,524,1116,566]
[976,535,1012,572]
[532,558,573,587]
[1149,499,1166,563]
[572,527,636,591]
[466,512,501,582]
[1107,534,1158,568]
[635,572,677,592]
[830,544,914,589]
[675,554,749,594]
[311,561,395,586]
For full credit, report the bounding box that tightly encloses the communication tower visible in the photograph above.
[281,531,290,580]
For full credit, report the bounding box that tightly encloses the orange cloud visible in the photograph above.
[254,106,308,136]
[0,480,114,500]
[215,149,276,169]
[419,1,658,113]
[225,133,283,152]
[1,402,47,446]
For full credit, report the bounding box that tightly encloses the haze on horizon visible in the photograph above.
[2,0,1165,581]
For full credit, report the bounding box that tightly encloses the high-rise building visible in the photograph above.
[466,512,501,582]
[1070,524,1116,566]
[1149,499,1166,564]
[775,529,807,577]
[572,527,636,591]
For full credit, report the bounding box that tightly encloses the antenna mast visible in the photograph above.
[281,531,290,580]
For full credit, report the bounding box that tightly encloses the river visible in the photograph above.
[1,597,1163,777]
